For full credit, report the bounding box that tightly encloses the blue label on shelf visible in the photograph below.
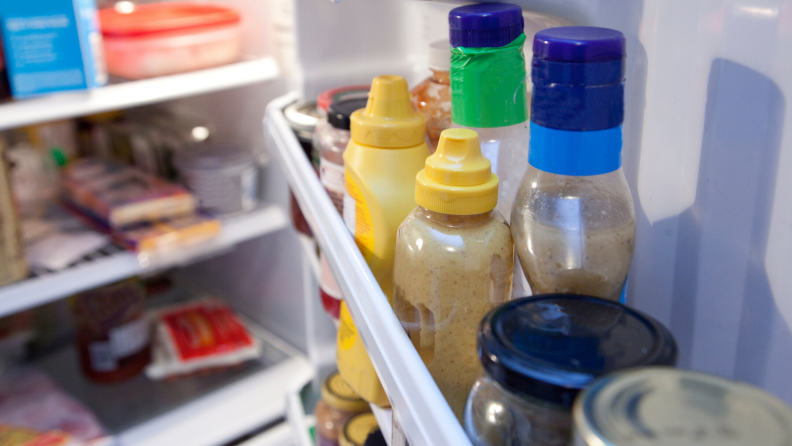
[528,122,622,176]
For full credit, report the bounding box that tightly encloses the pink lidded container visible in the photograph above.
[99,2,242,79]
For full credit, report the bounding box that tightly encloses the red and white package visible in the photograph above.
[145,299,260,380]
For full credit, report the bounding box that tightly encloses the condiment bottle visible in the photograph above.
[511,27,636,301]
[284,101,321,237]
[574,368,792,446]
[393,128,513,421]
[449,2,529,222]
[464,295,678,446]
[0,141,26,286]
[72,279,151,383]
[315,371,371,446]
[318,97,368,215]
[342,75,430,303]
[336,302,389,407]
[314,85,370,171]
[411,39,451,153]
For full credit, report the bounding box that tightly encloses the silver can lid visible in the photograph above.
[574,368,792,446]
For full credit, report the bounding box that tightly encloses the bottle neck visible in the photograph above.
[528,122,623,176]
[431,69,450,85]
[450,33,528,128]
[419,207,493,227]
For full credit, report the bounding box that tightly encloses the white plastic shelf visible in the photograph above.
[36,310,313,446]
[0,204,288,317]
[0,57,279,131]
[265,92,471,446]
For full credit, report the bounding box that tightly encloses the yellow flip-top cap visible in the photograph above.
[415,128,499,215]
[350,75,426,148]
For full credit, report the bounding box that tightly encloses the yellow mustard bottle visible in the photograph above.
[342,75,430,303]
[337,301,390,407]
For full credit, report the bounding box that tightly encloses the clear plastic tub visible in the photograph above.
[174,142,258,215]
[99,3,242,79]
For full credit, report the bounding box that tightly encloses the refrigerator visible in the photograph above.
[2,0,791,445]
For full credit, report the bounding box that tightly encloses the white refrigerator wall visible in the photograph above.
[290,0,792,404]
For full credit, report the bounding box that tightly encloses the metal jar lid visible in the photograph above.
[573,368,792,446]
[283,101,321,142]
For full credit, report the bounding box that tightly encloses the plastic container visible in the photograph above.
[342,75,430,303]
[574,368,792,446]
[99,2,242,79]
[393,129,513,421]
[464,295,678,446]
[449,3,530,222]
[511,27,636,301]
[315,371,371,446]
[340,413,380,446]
[411,40,451,153]
[337,302,389,407]
[318,97,368,214]
[72,280,151,384]
[284,101,321,237]
[174,142,258,215]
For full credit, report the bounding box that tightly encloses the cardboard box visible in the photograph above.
[0,0,107,98]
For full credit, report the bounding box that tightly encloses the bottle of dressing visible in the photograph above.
[511,27,636,301]
[393,128,513,421]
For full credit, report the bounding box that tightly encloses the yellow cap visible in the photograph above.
[415,128,499,215]
[321,372,370,413]
[350,75,426,148]
[339,413,379,446]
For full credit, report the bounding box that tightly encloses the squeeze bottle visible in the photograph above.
[342,75,430,303]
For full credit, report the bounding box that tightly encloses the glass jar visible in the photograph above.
[339,413,380,446]
[464,294,678,446]
[511,27,635,301]
[574,368,792,446]
[393,129,513,421]
[284,101,321,237]
[317,97,368,215]
[315,86,370,171]
[411,39,451,153]
[72,279,151,383]
[315,371,370,446]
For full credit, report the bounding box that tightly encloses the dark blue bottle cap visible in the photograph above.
[449,3,524,48]
[533,26,625,63]
[530,26,626,131]
[478,295,678,408]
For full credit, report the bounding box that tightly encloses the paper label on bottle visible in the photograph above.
[343,173,375,261]
[320,158,345,214]
[109,317,150,359]
[88,341,116,372]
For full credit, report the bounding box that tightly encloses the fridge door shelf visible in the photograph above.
[265,92,471,446]
[0,204,288,319]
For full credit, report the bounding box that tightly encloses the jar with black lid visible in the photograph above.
[464,294,678,446]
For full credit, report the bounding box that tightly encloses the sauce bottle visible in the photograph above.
[393,128,513,421]
[337,302,389,407]
[449,2,529,222]
[511,27,636,301]
[411,39,451,153]
[343,75,430,303]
